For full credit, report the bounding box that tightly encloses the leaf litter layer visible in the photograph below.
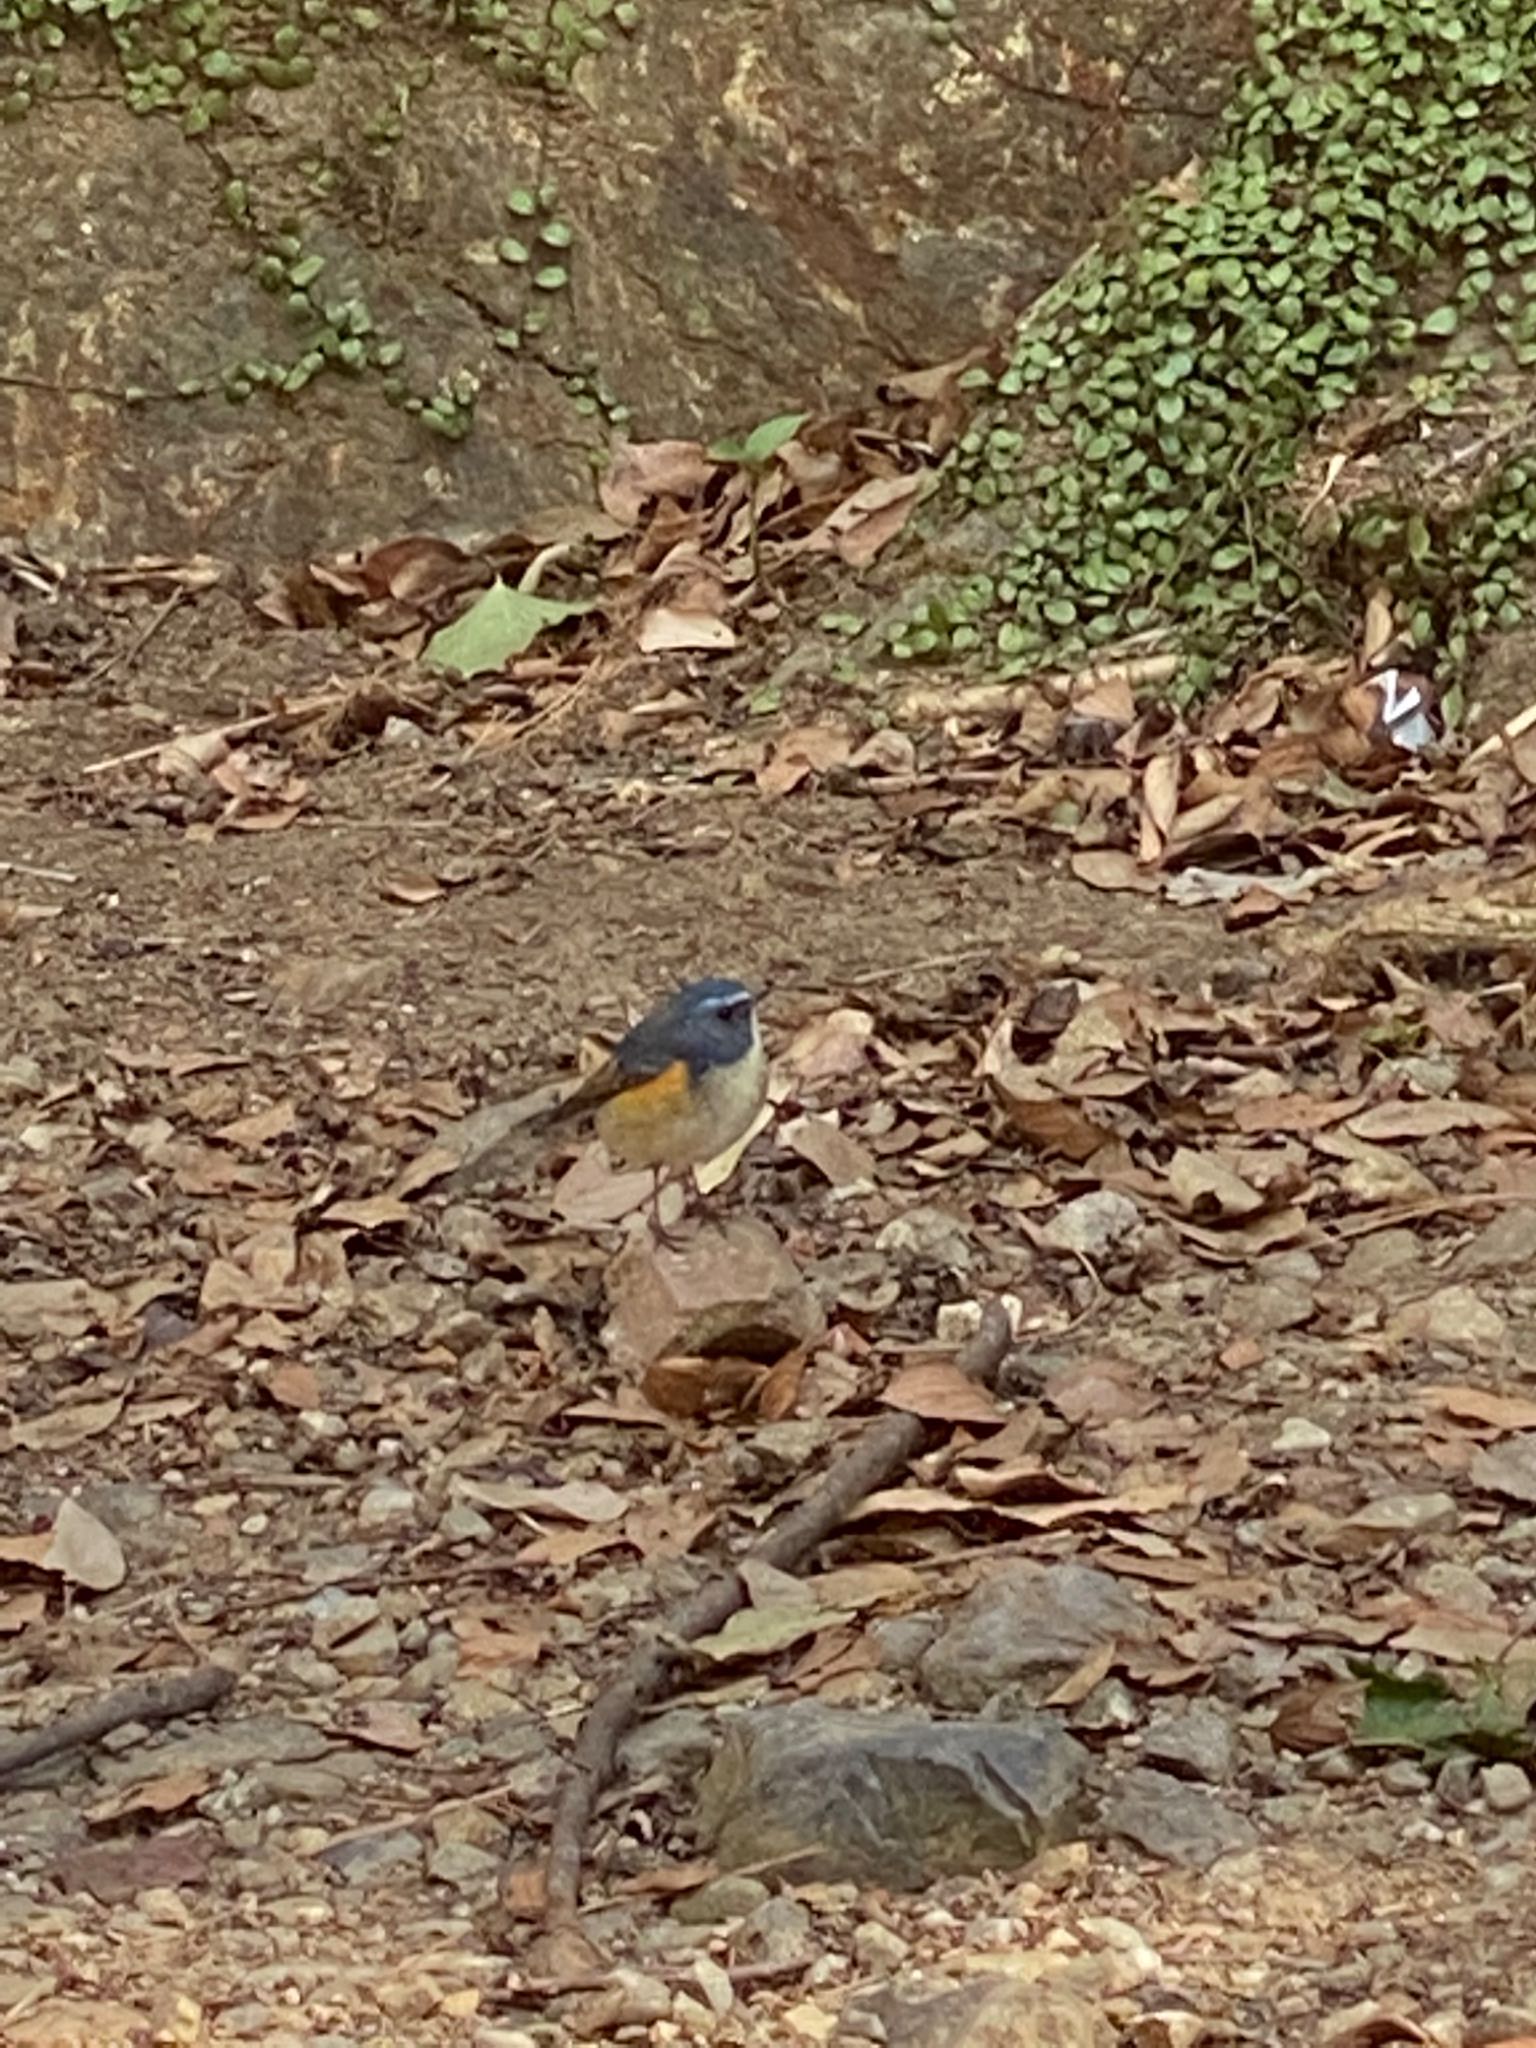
[9,557,1536,2040]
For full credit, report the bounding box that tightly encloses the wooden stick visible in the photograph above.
[80,687,348,776]
[530,1301,1014,1938]
[0,1664,235,1781]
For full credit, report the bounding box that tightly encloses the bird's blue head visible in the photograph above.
[620,977,758,1080]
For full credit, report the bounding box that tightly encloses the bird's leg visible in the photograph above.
[646,1166,688,1249]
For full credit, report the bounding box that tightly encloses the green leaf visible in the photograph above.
[1421,305,1459,335]
[425,580,591,678]
[710,411,809,466]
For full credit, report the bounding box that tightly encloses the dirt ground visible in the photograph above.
[4,573,1536,2048]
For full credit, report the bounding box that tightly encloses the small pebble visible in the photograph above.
[1379,1759,1431,1795]
[1482,1761,1532,1814]
[1271,1416,1331,1456]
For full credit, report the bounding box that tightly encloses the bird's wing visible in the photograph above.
[542,1024,679,1124]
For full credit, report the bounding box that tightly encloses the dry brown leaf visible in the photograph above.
[453,1608,547,1672]
[780,1113,877,1188]
[638,605,737,654]
[640,1352,764,1418]
[11,1395,124,1453]
[455,1476,629,1523]
[784,1008,875,1081]
[321,1194,416,1229]
[87,1768,212,1824]
[345,1702,429,1752]
[43,1498,126,1592]
[0,1589,46,1631]
[756,723,852,797]
[1165,1147,1265,1219]
[600,438,714,524]
[262,1361,322,1410]
[380,869,445,905]
[880,1357,1006,1426]
[1347,1095,1513,1141]
[1070,849,1160,894]
[1422,1384,1536,1433]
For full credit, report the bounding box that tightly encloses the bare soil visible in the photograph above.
[2,580,1534,2048]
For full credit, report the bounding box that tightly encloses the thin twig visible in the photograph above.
[529,1301,1014,1940]
[84,586,187,690]
[0,1664,235,1781]
[0,861,78,885]
[80,685,349,776]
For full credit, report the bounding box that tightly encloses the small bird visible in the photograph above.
[546,978,767,1239]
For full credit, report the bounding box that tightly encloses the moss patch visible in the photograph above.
[893,0,1536,691]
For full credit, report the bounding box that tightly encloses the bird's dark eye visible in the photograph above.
[712,996,750,1024]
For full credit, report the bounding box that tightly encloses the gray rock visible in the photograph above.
[1435,1756,1477,1810]
[357,1480,418,1532]
[1271,1416,1332,1457]
[427,1840,503,1887]
[439,1503,495,1545]
[671,1874,770,1924]
[921,1563,1158,1710]
[306,1589,381,1650]
[1220,1277,1315,1336]
[1456,1205,1536,1278]
[1099,1765,1257,1868]
[875,1204,975,1271]
[845,1976,1112,2048]
[869,1614,942,1674]
[1067,1678,1141,1735]
[317,1828,424,1885]
[330,1617,401,1677]
[619,1707,719,1783]
[1140,1700,1235,1785]
[697,1703,1088,1889]
[735,1895,813,1968]
[1035,1190,1144,1261]
[602,1218,823,1372]
[1482,1762,1533,1813]
[1380,1759,1431,1796]
[94,1716,334,1788]
[301,1545,374,1587]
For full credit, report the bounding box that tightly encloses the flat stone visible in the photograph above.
[1139,1700,1235,1785]
[357,1481,418,1533]
[619,1707,719,1783]
[427,1840,503,1887]
[94,1716,333,1788]
[602,1218,823,1372]
[734,1896,813,1968]
[439,1503,495,1544]
[845,1977,1112,2048]
[697,1702,1088,1889]
[1036,1190,1144,1261]
[1221,1277,1315,1336]
[1271,1416,1332,1456]
[1482,1762,1533,1813]
[316,1829,424,1885]
[306,1590,382,1651]
[1389,1284,1509,1360]
[329,1617,400,1677]
[1099,1766,1257,1869]
[1456,1205,1536,1278]
[921,1563,1158,1710]
[671,1875,769,1924]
